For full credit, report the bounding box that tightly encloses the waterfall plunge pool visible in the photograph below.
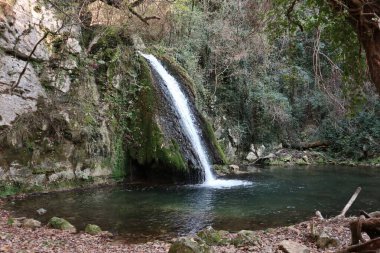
[5,165,380,243]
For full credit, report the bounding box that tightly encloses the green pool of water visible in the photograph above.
[5,165,380,242]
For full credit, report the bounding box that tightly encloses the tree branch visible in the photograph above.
[87,0,161,25]
[9,23,65,93]
[286,0,304,32]
[9,32,50,93]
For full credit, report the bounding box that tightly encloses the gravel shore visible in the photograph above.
[1,199,358,253]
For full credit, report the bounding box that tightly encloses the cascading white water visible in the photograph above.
[140,53,251,188]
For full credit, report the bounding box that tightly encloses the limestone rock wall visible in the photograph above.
[0,0,113,191]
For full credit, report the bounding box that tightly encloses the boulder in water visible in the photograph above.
[48,217,76,233]
[246,152,258,161]
[169,237,214,253]
[228,164,239,173]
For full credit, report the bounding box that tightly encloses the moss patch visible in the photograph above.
[126,57,188,173]
[158,54,197,99]
[0,183,22,197]
[201,116,227,164]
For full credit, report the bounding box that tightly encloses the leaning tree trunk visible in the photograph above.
[360,29,380,94]
[328,0,380,94]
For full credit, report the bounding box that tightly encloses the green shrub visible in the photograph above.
[319,102,380,159]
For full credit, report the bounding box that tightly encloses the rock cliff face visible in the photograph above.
[0,0,225,192]
[0,0,114,191]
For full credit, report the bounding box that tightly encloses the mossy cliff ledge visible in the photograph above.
[0,0,225,193]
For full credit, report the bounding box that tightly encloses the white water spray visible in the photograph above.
[140,53,251,188]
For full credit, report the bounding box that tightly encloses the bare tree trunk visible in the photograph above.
[327,0,380,94]
[360,29,380,94]
[337,237,380,253]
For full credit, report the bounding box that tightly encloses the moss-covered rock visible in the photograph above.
[158,55,197,99]
[231,230,260,247]
[48,217,76,233]
[197,226,229,246]
[169,237,214,253]
[85,224,102,235]
[200,117,228,164]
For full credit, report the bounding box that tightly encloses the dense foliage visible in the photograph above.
[55,0,380,160]
[152,0,380,159]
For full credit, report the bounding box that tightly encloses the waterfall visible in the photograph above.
[140,53,250,188]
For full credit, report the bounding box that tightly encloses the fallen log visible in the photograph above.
[360,211,380,219]
[350,217,380,244]
[282,140,329,150]
[336,237,380,253]
[335,187,362,219]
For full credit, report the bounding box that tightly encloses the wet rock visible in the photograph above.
[316,229,339,249]
[295,158,308,165]
[131,34,146,50]
[169,236,214,253]
[227,128,240,147]
[264,153,276,159]
[278,240,310,253]
[232,230,260,247]
[48,217,76,233]
[197,226,229,246]
[85,224,102,235]
[246,152,258,162]
[22,218,41,228]
[302,155,309,164]
[225,142,237,161]
[282,154,293,162]
[36,208,47,215]
[228,165,239,173]
[256,145,266,157]
[213,165,229,176]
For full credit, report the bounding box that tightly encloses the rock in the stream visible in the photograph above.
[169,237,214,253]
[278,240,310,253]
[36,208,47,215]
[48,217,76,233]
[316,229,339,249]
[85,224,102,235]
[197,226,229,246]
[228,164,239,173]
[246,152,258,161]
[22,218,41,228]
[256,145,266,157]
[231,230,260,247]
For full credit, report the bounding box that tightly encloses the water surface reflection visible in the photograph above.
[5,165,380,242]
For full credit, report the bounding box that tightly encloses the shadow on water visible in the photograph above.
[4,165,380,243]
